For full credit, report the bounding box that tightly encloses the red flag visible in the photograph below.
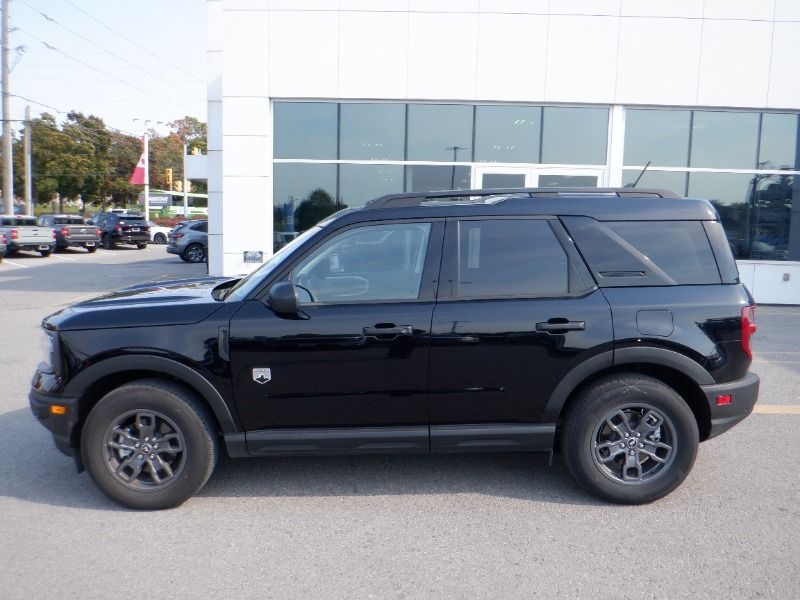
[129,153,146,185]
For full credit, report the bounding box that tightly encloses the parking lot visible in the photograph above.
[0,247,798,599]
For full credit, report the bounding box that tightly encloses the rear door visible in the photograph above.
[429,216,613,451]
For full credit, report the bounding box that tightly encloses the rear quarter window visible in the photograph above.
[562,217,721,286]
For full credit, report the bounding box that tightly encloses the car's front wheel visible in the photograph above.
[81,379,218,510]
[154,232,167,244]
[182,243,206,263]
[561,374,699,504]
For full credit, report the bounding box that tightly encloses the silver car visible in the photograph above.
[166,220,207,263]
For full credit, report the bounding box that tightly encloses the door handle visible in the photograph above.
[536,319,585,333]
[362,324,414,338]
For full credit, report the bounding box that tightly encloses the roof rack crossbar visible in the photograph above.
[365,188,679,209]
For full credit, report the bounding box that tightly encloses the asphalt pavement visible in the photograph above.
[0,246,798,599]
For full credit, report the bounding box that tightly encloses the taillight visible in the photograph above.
[60,227,69,237]
[11,228,18,240]
[741,305,757,360]
[52,229,57,239]
[172,232,184,239]
[96,228,102,237]
[115,224,121,232]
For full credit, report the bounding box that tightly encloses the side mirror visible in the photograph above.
[267,281,301,316]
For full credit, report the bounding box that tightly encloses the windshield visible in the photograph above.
[225,226,322,301]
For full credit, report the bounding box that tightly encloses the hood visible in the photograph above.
[45,277,237,331]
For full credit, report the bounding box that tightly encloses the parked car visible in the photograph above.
[0,215,56,257]
[29,187,759,510]
[148,221,172,245]
[0,230,6,262]
[38,214,101,253]
[92,212,149,249]
[166,219,207,262]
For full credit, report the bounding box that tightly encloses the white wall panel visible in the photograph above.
[479,0,548,14]
[475,13,547,101]
[218,177,272,242]
[703,0,775,22]
[341,0,409,10]
[339,11,408,98]
[271,1,339,10]
[550,0,620,17]
[269,11,339,97]
[223,97,270,136]
[223,10,270,97]
[767,22,800,108]
[545,16,618,104]
[222,136,272,177]
[409,0,479,12]
[697,20,772,107]
[616,17,702,106]
[775,0,800,21]
[750,263,800,305]
[407,12,479,100]
[620,0,703,19]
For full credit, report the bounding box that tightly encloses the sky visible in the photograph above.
[4,0,206,137]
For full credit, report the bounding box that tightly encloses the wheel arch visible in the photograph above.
[545,349,712,442]
[64,355,240,450]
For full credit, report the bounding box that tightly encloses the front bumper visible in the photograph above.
[166,244,182,255]
[30,385,80,458]
[702,371,760,439]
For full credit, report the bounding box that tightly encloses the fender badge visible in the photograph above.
[252,368,272,384]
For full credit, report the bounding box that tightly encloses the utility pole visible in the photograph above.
[2,0,14,215]
[182,143,188,217]
[24,104,31,215]
[143,130,149,217]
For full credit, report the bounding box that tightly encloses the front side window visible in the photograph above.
[292,222,431,303]
[456,219,569,297]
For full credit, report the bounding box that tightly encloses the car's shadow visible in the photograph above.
[0,407,599,511]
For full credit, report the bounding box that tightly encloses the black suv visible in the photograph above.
[91,212,149,249]
[30,188,759,509]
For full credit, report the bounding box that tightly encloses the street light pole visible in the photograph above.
[446,145,468,189]
[2,0,14,215]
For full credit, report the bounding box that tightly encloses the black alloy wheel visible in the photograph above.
[102,233,114,249]
[182,243,206,263]
[562,374,699,504]
[154,232,167,244]
[136,242,148,249]
[86,245,97,253]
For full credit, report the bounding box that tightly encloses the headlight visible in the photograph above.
[39,330,58,373]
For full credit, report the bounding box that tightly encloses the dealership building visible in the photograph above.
[206,0,800,304]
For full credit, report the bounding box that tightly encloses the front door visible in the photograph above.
[229,220,444,454]
[474,166,604,189]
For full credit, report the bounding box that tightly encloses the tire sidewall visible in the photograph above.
[81,383,215,510]
[564,376,699,504]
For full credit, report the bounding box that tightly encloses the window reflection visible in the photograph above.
[273,163,337,250]
[474,105,540,163]
[407,104,473,162]
[273,102,338,159]
[340,103,405,160]
[339,164,404,209]
[624,109,690,167]
[759,113,799,170]
[688,172,753,259]
[541,107,608,165]
[690,111,759,169]
[622,169,688,196]
[405,165,471,192]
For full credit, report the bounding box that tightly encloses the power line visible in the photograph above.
[13,26,199,116]
[19,0,201,100]
[59,0,205,83]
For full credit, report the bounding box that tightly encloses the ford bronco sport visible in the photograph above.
[30,188,759,509]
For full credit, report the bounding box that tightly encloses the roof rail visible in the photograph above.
[365,187,681,209]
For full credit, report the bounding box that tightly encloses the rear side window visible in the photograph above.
[456,219,569,297]
[563,217,721,286]
[191,222,208,232]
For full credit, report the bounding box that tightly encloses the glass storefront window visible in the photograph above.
[274,102,338,159]
[759,113,800,170]
[405,165,471,192]
[339,164,404,209]
[273,163,338,239]
[688,172,753,259]
[541,107,608,165]
[474,105,540,163]
[407,104,473,162]
[621,169,688,196]
[339,103,405,161]
[624,109,690,167]
[690,111,759,169]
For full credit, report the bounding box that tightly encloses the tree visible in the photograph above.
[169,116,207,154]
[294,188,337,231]
[106,131,142,207]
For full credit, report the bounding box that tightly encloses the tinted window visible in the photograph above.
[405,165,470,192]
[474,105,540,163]
[624,109,690,167]
[273,163,338,234]
[456,220,568,297]
[690,111,759,169]
[407,104,473,162]
[119,216,146,224]
[339,164,403,209]
[274,102,338,159]
[339,103,405,160]
[759,113,799,170]
[54,217,84,224]
[541,107,608,165]
[292,223,431,303]
[564,217,720,286]
[191,222,208,232]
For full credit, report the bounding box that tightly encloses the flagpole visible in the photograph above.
[143,131,150,218]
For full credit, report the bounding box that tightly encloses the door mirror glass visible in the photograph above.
[268,281,301,316]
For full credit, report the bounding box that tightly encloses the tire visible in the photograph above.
[182,243,205,263]
[561,374,699,504]
[81,379,218,510]
[154,232,167,244]
[102,233,114,250]
[86,245,98,253]
[136,242,148,249]
[40,249,51,257]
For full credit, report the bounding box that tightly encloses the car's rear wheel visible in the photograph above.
[136,242,148,249]
[39,249,51,257]
[102,233,114,249]
[562,374,699,504]
[86,245,97,253]
[182,243,205,263]
[81,379,218,510]
[154,232,167,244]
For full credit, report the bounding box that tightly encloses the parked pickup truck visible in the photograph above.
[38,214,101,253]
[0,215,56,257]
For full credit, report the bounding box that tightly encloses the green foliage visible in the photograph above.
[294,188,337,231]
